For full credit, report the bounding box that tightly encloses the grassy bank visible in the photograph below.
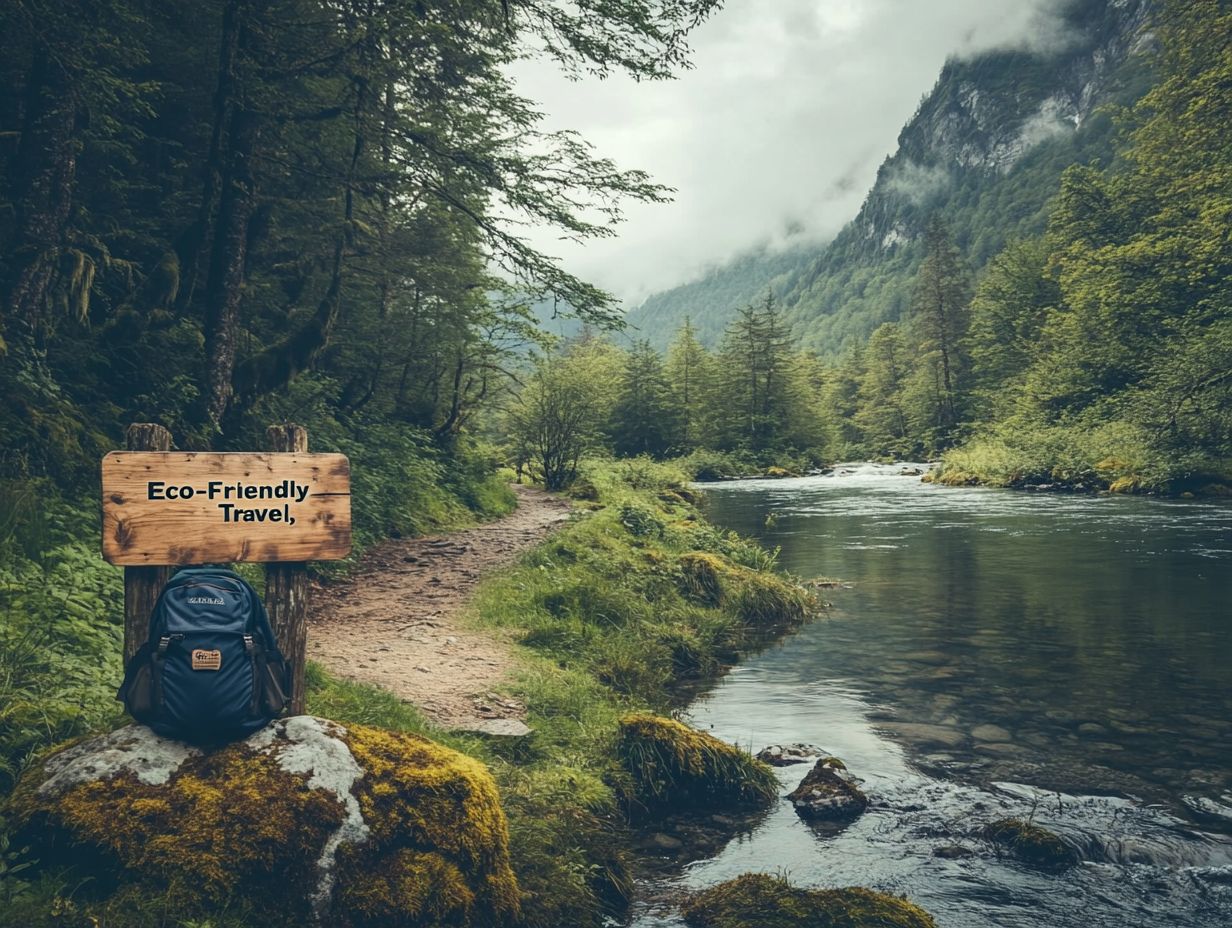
[311,457,819,927]
[675,448,826,482]
[930,421,1232,496]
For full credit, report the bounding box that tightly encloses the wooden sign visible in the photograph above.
[102,451,351,565]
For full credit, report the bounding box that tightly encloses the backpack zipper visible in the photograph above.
[177,581,243,596]
[242,635,260,715]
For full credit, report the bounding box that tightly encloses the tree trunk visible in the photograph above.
[4,48,78,333]
[264,423,309,715]
[175,0,247,316]
[202,104,258,437]
[123,424,174,663]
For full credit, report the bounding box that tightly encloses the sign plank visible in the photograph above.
[102,452,351,565]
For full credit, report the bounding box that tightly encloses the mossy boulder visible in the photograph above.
[615,713,778,813]
[9,717,520,926]
[786,756,868,823]
[681,873,936,928]
[983,818,1078,871]
[763,466,801,479]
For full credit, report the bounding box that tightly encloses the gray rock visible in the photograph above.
[971,724,1011,742]
[786,757,868,822]
[933,845,975,859]
[460,718,533,737]
[876,722,967,749]
[756,743,822,766]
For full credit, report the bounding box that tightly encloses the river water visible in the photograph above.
[631,463,1232,927]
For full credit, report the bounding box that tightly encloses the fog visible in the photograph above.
[510,0,1068,304]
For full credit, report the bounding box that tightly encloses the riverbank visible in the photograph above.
[305,458,823,927]
[930,428,1232,497]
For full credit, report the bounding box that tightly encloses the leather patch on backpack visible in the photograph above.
[192,649,222,671]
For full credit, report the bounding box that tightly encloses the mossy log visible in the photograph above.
[10,717,520,926]
[682,873,937,928]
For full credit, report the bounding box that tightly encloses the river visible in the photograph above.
[632,463,1232,927]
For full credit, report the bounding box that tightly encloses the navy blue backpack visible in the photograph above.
[118,567,291,741]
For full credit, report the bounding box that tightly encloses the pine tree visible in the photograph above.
[610,339,681,458]
[717,293,794,452]
[665,317,714,450]
[910,216,971,445]
[856,322,911,456]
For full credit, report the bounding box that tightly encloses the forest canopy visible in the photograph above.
[0,0,719,484]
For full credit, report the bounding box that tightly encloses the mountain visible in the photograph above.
[625,0,1156,356]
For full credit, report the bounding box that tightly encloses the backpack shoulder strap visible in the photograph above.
[231,571,281,654]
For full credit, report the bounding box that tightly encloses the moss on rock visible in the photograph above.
[681,873,937,928]
[615,713,777,813]
[10,718,519,927]
[983,818,1078,870]
[764,467,801,479]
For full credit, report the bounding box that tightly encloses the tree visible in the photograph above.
[964,237,1059,417]
[665,317,715,450]
[610,340,680,458]
[909,216,971,444]
[0,0,722,483]
[506,355,603,491]
[717,293,794,451]
[856,323,911,456]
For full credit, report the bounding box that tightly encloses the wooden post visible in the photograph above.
[265,423,309,714]
[122,423,173,662]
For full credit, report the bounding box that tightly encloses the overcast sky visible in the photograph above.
[510,0,1065,306]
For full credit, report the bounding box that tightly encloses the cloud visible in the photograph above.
[883,160,952,207]
[509,0,1068,304]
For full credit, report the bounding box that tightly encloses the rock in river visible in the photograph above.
[971,724,1012,742]
[786,756,869,822]
[876,721,968,749]
[756,743,822,766]
[682,873,936,927]
[983,818,1078,870]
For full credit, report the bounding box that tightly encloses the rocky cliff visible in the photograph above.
[626,0,1155,355]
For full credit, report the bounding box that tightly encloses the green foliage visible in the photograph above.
[504,343,622,490]
[610,340,682,458]
[0,515,125,793]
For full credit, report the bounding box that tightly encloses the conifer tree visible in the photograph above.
[909,216,971,445]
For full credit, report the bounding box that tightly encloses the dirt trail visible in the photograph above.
[307,485,571,731]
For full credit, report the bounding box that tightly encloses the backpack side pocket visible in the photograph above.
[258,650,291,717]
[118,645,157,720]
